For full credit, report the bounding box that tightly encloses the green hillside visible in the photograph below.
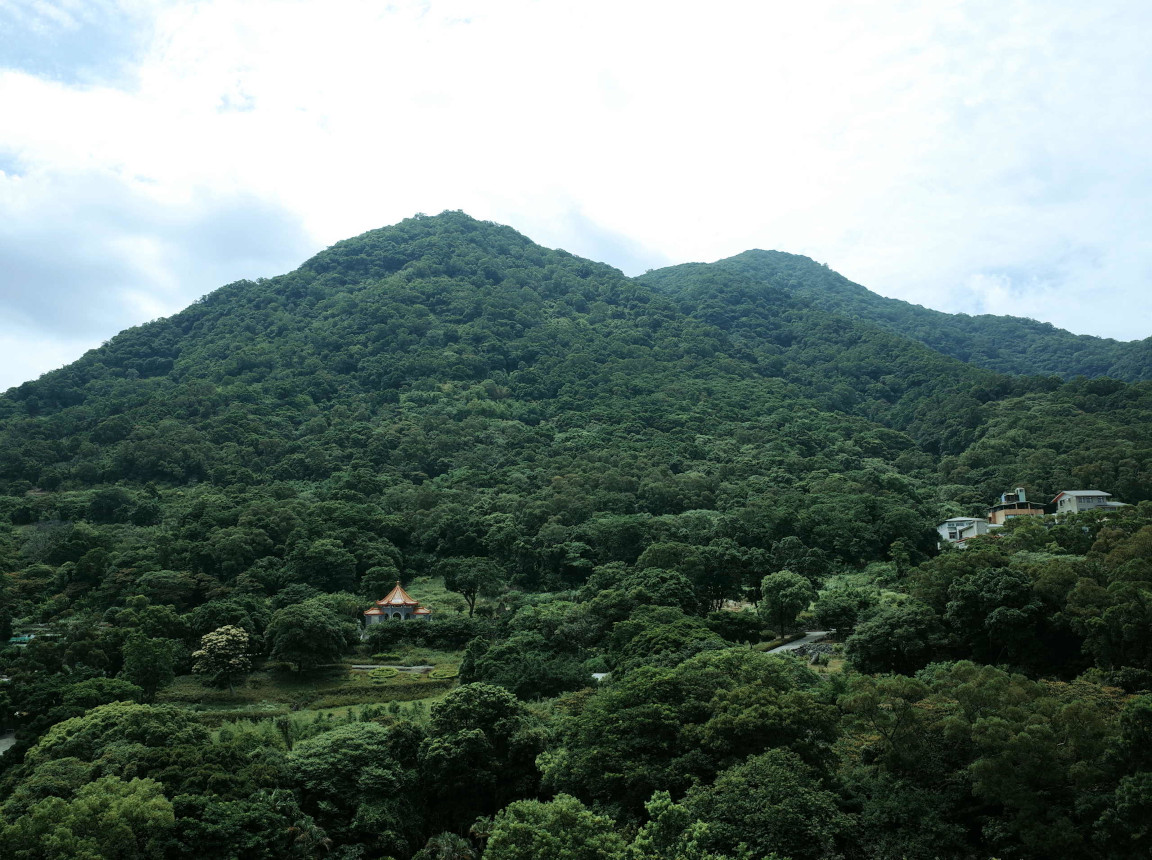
[642,249,1152,381]
[1,212,1151,860]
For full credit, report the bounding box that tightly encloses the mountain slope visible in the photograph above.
[641,250,1152,381]
[0,213,960,592]
[0,212,1149,614]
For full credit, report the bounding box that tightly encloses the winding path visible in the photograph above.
[766,631,830,653]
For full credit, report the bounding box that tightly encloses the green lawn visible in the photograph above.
[159,659,459,718]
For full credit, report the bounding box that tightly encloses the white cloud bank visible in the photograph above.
[1,0,1150,390]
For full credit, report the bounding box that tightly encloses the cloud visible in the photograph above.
[518,207,673,277]
[1,0,1151,390]
[0,0,154,86]
[0,167,314,390]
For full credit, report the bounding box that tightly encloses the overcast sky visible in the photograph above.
[2,0,1150,392]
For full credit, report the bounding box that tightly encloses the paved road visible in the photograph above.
[766,631,830,653]
[0,732,15,757]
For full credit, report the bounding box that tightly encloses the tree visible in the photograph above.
[187,596,269,639]
[288,539,357,593]
[1095,772,1152,858]
[889,538,913,576]
[23,702,209,770]
[767,536,828,585]
[111,596,191,641]
[170,791,325,860]
[757,571,815,634]
[811,587,875,633]
[0,775,175,860]
[943,566,1044,666]
[265,602,350,672]
[0,758,97,820]
[542,649,837,814]
[412,832,477,860]
[846,600,947,675]
[599,565,697,610]
[287,721,425,854]
[361,560,402,599]
[484,794,625,860]
[192,626,252,693]
[628,791,752,860]
[119,634,178,702]
[607,607,726,674]
[461,631,588,700]
[684,749,848,860]
[704,609,767,644]
[441,557,505,617]
[61,678,144,712]
[420,684,543,828]
[1071,580,1152,671]
[635,544,705,586]
[695,541,754,613]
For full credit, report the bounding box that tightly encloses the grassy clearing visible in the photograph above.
[159,658,458,717]
[395,575,470,615]
[819,566,908,608]
[810,656,848,675]
[203,693,454,746]
[354,643,464,667]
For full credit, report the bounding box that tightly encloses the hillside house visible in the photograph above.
[987,487,1047,525]
[937,516,991,548]
[1051,490,1127,515]
[363,581,432,624]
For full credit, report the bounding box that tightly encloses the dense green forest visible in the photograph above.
[0,211,1150,859]
[641,250,1152,381]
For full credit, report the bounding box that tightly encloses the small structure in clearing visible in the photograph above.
[364,581,432,625]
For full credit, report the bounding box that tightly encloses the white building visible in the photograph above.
[937,517,991,548]
[1051,490,1127,515]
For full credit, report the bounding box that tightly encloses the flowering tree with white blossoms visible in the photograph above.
[192,625,252,693]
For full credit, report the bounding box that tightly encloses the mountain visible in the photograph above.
[641,250,1152,381]
[0,211,1150,602]
[3,212,1152,860]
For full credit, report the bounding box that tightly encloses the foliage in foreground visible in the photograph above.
[0,212,1150,858]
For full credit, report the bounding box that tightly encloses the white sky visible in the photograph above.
[1,0,1150,391]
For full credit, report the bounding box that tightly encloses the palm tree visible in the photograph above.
[412,831,476,860]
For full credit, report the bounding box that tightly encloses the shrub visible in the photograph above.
[706,609,770,643]
[369,667,399,684]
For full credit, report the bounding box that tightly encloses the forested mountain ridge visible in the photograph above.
[1,212,970,586]
[641,249,1152,381]
[2,210,1150,577]
[2,212,1152,859]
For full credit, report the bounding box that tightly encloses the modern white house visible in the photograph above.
[1051,490,1127,515]
[937,516,991,547]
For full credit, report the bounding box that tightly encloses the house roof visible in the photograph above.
[942,517,986,523]
[377,581,420,607]
[1052,490,1111,502]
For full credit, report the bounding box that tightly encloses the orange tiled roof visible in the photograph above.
[377,581,420,607]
